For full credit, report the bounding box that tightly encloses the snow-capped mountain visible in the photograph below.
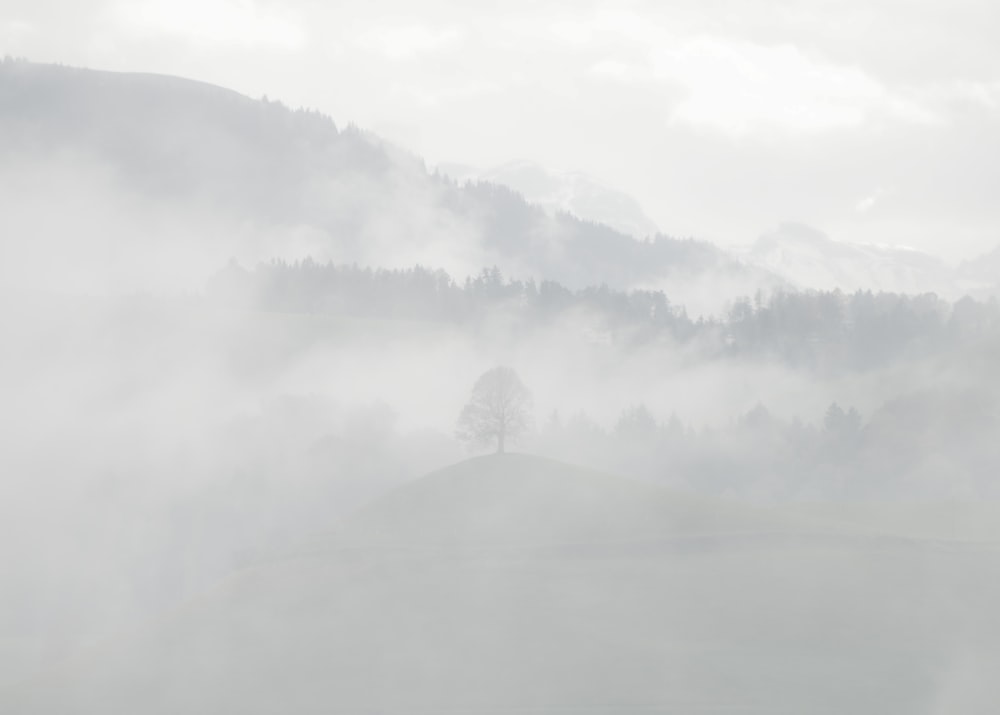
[737,223,964,297]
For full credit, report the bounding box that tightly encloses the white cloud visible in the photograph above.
[958,81,1000,110]
[654,37,937,134]
[109,0,306,50]
[547,10,938,135]
[919,79,1000,114]
[548,18,594,47]
[855,187,885,213]
[393,80,504,109]
[0,18,35,45]
[589,59,649,83]
[356,24,465,61]
[1,18,34,35]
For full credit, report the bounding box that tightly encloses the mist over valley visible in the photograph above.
[3,53,1000,713]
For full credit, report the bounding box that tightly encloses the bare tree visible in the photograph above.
[457,366,532,454]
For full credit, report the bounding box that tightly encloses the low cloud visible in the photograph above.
[855,187,884,213]
[108,0,307,50]
[588,30,938,135]
[356,23,466,61]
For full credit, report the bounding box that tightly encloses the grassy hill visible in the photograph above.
[5,455,1000,714]
[323,453,842,550]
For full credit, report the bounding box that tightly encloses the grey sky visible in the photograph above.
[3,0,999,259]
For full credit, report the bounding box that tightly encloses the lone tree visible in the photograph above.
[457,366,532,454]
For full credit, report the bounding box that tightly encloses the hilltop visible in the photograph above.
[324,453,830,549]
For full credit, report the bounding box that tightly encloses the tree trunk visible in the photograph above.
[497,431,505,454]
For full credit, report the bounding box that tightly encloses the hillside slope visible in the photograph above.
[6,454,1000,714]
[325,453,832,549]
[0,61,777,307]
[438,160,662,239]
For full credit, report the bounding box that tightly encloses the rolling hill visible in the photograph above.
[6,454,999,714]
[323,453,832,549]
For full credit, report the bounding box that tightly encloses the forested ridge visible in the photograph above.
[209,258,1000,370]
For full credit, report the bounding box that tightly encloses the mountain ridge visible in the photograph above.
[0,60,780,314]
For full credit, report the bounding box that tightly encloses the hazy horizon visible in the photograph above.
[4,0,1000,260]
[3,5,1000,712]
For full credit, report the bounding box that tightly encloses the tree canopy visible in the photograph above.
[457,366,532,454]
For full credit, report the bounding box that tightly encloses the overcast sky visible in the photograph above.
[3,0,999,260]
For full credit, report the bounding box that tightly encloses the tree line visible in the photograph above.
[208,259,1000,370]
[533,393,998,502]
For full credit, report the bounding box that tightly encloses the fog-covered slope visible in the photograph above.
[326,453,824,549]
[0,62,788,312]
[0,60,779,311]
[438,160,662,239]
[7,454,999,714]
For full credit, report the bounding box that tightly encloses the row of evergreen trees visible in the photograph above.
[538,394,995,501]
[208,259,1000,369]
